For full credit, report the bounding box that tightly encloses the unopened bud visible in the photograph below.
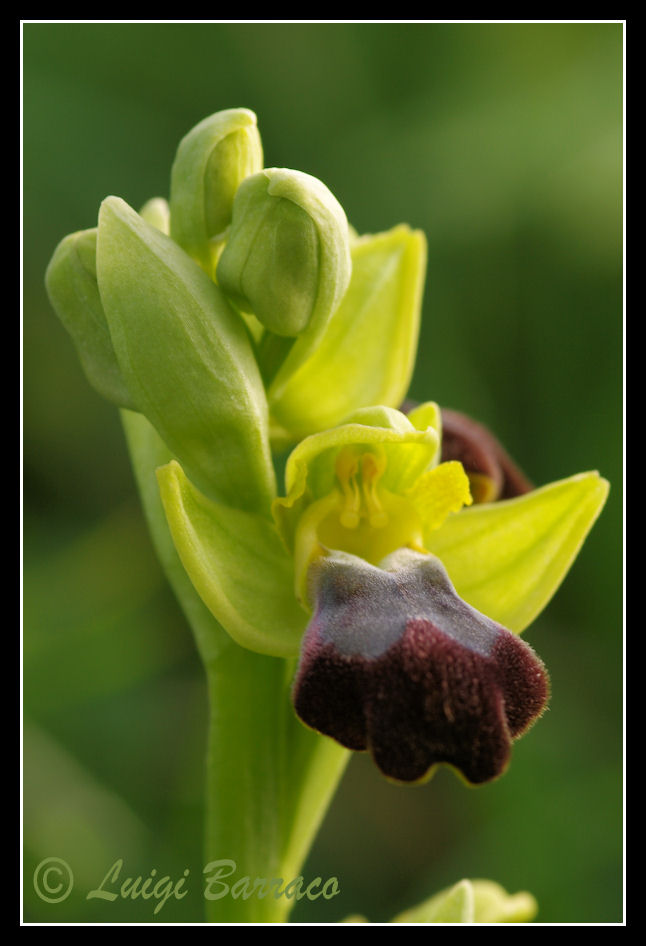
[45,228,134,409]
[216,168,351,338]
[170,108,263,273]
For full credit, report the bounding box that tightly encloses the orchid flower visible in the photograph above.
[156,399,606,784]
[45,107,609,922]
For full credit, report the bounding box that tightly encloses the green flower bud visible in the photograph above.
[139,196,170,235]
[45,227,134,409]
[392,879,538,923]
[216,168,352,339]
[170,108,263,274]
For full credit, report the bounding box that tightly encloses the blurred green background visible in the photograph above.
[23,23,623,923]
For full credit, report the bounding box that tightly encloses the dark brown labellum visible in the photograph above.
[293,549,549,784]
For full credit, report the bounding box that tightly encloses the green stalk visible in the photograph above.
[122,410,349,922]
[203,650,348,922]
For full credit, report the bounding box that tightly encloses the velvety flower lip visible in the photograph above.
[293,548,549,784]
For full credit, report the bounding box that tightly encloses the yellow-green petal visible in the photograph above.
[157,460,307,657]
[287,406,439,498]
[274,407,439,550]
[408,460,473,532]
[425,471,610,633]
[268,225,426,439]
[407,400,442,439]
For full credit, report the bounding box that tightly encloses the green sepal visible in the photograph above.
[97,195,275,514]
[157,459,308,657]
[217,167,351,340]
[45,228,135,409]
[425,471,610,633]
[274,405,440,551]
[170,108,263,274]
[268,225,427,440]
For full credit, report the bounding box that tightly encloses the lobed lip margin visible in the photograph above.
[292,551,549,784]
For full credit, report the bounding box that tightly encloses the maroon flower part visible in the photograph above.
[400,401,533,503]
[293,549,549,784]
[440,408,533,502]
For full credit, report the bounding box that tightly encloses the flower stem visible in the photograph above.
[122,410,349,922]
[203,649,348,921]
